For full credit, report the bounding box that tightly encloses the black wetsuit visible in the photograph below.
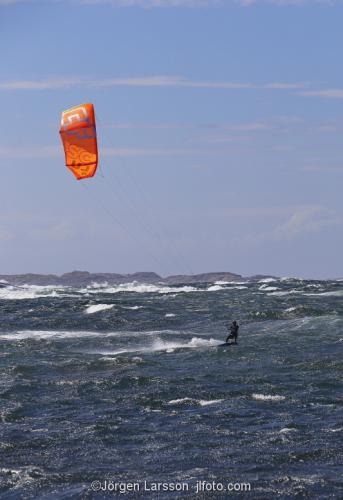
[226,323,239,344]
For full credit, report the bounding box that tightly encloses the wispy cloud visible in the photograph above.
[275,206,342,239]
[0,212,103,242]
[92,75,256,89]
[224,205,343,249]
[239,0,342,5]
[0,0,32,4]
[76,0,222,5]
[265,82,309,89]
[104,120,270,131]
[299,88,343,99]
[102,122,192,129]
[102,146,198,156]
[223,122,269,131]
[0,75,307,91]
[2,0,343,6]
[75,0,343,6]
[0,146,60,159]
[74,0,343,6]
[302,164,343,172]
[0,77,86,90]
[0,145,213,159]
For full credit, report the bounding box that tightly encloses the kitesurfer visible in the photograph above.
[226,320,239,344]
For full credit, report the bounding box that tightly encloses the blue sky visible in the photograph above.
[1,0,343,278]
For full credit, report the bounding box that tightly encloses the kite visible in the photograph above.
[59,103,98,180]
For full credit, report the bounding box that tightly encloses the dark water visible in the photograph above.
[0,278,342,498]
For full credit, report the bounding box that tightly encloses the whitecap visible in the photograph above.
[85,304,114,314]
[94,336,219,357]
[167,398,192,405]
[167,398,223,406]
[215,280,247,285]
[0,284,68,301]
[122,305,143,310]
[304,290,343,297]
[0,329,188,342]
[0,330,117,341]
[199,399,223,406]
[285,307,297,312]
[252,394,285,401]
[259,284,279,291]
[81,281,198,295]
[207,285,224,292]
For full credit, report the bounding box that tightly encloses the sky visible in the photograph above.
[1,0,343,278]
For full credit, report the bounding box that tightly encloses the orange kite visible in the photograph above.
[59,103,98,180]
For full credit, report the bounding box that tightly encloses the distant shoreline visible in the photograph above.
[0,271,277,287]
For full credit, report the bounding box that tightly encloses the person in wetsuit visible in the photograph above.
[226,320,239,344]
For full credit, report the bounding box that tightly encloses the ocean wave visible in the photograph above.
[82,281,198,295]
[285,306,298,312]
[0,285,65,301]
[167,397,192,405]
[0,330,105,341]
[207,285,224,291]
[199,399,224,406]
[0,329,182,341]
[303,290,343,297]
[259,284,280,292]
[121,305,143,310]
[252,394,286,401]
[214,281,247,285]
[166,398,223,406]
[85,304,114,314]
[94,336,219,357]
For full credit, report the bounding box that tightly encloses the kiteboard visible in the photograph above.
[217,342,237,347]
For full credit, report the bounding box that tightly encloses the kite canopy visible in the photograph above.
[59,103,98,180]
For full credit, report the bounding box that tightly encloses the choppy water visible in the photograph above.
[0,278,342,498]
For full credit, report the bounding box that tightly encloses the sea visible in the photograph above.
[0,277,342,498]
